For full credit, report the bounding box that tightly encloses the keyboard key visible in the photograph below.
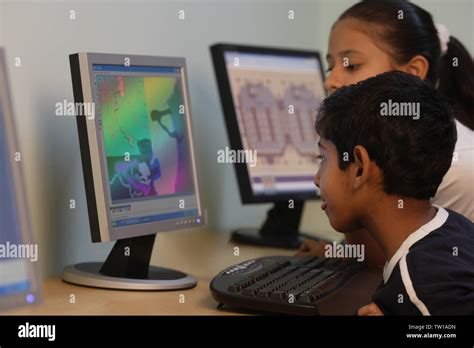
[227,284,241,293]
[297,293,315,304]
[256,289,272,298]
[270,290,287,300]
[242,288,257,296]
[306,274,347,300]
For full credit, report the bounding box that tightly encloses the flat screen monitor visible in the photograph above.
[64,53,204,290]
[211,44,325,204]
[0,48,41,311]
[210,43,326,249]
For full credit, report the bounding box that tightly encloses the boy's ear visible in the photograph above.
[351,145,372,190]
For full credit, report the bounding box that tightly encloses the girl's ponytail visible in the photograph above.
[438,36,474,130]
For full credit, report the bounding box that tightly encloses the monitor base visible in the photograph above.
[230,201,320,249]
[62,262,197,291]
[62,234,197,290]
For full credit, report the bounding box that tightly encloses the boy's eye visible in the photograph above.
[316,155,325,163]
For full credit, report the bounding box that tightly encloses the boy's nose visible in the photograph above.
[314,172,321,189]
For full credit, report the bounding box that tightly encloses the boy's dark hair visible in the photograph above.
[315,71,457,200]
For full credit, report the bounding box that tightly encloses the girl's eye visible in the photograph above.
[316,155,325,163]
[345,64,360,71]
[326,63,360,73]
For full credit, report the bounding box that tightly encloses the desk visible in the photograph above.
[5,229,380,315]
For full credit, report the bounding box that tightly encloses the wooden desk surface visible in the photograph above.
[5,229,295,315]
[5,228,380,315]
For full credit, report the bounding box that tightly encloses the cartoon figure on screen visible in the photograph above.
[137,138,162,195]
[110,138,161,199]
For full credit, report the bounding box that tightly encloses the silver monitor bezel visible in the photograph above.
[73,52,203,242]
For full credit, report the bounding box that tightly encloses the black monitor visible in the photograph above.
[211,43,326,249]
[0,48,41,311]
[63,52,205,290]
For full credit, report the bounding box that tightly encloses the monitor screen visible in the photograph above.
[0,48,40,311]
[92,64,198,227]
[218,47,325,200]
[89,63,202,231]
[0,116,29,297]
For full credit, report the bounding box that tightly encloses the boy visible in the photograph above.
[314,71,474,315]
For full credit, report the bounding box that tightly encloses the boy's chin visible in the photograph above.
[328,216,360,233]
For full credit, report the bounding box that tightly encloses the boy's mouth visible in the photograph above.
[320,196,327,211]
[321,201,327,211]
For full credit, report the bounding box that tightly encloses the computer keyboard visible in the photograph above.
[210,256,366,315]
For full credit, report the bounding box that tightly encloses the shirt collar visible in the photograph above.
[383,206,449,283]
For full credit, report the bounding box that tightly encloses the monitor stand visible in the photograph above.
[62,234,197,290]
[230,200,317,249]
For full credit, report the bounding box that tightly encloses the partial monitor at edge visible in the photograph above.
[63,52,204,291]
[0,48,41,311]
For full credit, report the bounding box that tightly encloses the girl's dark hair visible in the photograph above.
[338,0,474,130]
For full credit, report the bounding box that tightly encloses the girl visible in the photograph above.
[298,0,474,314]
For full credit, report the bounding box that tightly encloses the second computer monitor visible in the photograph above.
[211,44,325,204]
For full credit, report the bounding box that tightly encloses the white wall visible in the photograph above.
[2,0,323,277]
[416,0,474,50]
[1,0,472,277]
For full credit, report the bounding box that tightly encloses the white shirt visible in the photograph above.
[432,120,474,221]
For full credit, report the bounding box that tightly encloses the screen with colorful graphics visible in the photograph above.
[92,64,199,228]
